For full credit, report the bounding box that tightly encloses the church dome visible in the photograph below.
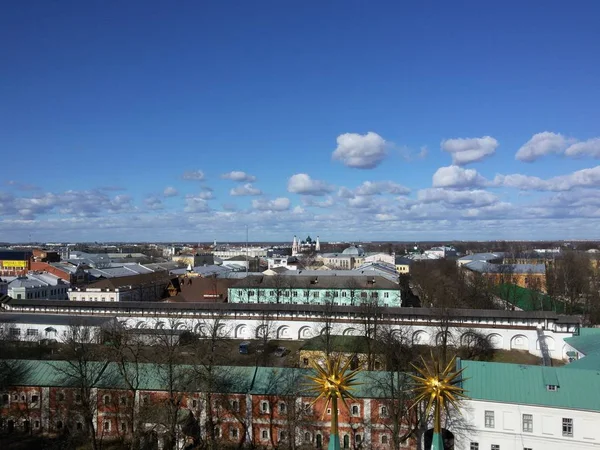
[342,245,364,256]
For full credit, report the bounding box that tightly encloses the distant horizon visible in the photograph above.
[2,238,599,246]
[2,2,600,241]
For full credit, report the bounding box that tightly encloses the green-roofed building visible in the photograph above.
[457,358,600,450]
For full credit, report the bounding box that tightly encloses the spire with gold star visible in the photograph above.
[410,354,468,450]
[305,356,362,450]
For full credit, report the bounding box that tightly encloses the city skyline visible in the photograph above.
[2,1,600,242]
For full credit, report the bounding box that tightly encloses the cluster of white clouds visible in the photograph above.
[516,132,600,162]
[4,130,600,240]
[441,136,498,165]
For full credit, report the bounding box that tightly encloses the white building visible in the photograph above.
[457,358,600,450]
[213,247,268,259]
[0,313,116,343]
[6,273,70,300]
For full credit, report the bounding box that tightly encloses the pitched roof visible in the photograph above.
[86,271,172,290]
[460,359,600,412]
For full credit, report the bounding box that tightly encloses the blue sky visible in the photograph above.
[1,1,600,242]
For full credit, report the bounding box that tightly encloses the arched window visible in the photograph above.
[316,434,323,448]
[343,434,350,448]
[304,432,311,442]
[381,435,389,444]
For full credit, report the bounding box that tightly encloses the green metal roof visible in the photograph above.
[564,327,600,356]
[460,359,600,412]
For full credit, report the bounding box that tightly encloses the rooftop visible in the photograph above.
[460,359,600,412]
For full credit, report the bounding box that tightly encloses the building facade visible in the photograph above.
[228,275,402,307]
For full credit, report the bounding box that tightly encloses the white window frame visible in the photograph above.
[522,414,533,433]
[484,410,495,428]
[562,417,573,437]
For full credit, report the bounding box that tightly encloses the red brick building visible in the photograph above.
[0,360,416,449]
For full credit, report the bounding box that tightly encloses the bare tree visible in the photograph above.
[366,327,418,450]
[253,311,278,367]
[53,323,110,450]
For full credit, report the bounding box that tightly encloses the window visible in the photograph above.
[31,395,39,404]
[192,399,198,408]
[380,405,388,417]
[120,396,127,405]
[381,435,389,444]
[522,414,533,433]
[384,292,389,298]
[27,329,38,336]
[142,395,149,406]
[75,393,82,403]
[34,421,40,429]
[313,292,319,297]
[524,448,532,450]
[327,408,331,415]
[342,292,347,297]
[77,422,83,430]
[2,394,8,404]
[120,422,127,432]
[547,384,558,391]
[303,358,309,366]
[9,328,20,337]
[279,430,287,441]
[261,429,269,440]
[261,401,269,413]
[491,446,500,450]
[103,421,110,431]
[214,426,221,438]
[470,443,479,450]
[304,432,311,442]
[231,427,239,439]
[103,395,111,405]
[351,404,360,416]
[485,410,495,428]
[57,392,65,402]
[356,434,362,444]
[293,291,298,297]
[279,402,286,413]
[562,418,573,437]
[230,399,239,411]
[56,421,63,429]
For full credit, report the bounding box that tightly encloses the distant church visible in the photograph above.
[292,235,320,256]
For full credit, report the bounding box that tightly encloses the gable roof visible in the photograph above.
[460,359,600,412]
[86,271,172,290]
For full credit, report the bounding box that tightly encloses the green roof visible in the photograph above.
[460,359,600,412]
[564,328,600,356]
[495,284,566,312]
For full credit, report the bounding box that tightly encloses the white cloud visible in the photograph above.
[417,188,498,206]
[230,183,262,196]
[163,186,178,197]
[221,171,256,182]
[252,197,291,211]
[184,195,210,213]
[441,136,498,165]
[144,196,163,210]
[302,196,335,208]
[515,132,575,162]
[197,189,215,200]
[495,165,600,191]
[332,132,387,169]
[287,173,334,196]
[432,165,487,189]
[565,138,600,158]
[182,170,205,180]
[339,181,410,198]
